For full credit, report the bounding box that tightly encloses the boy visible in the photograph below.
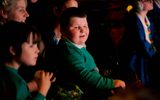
[54,7,126,99]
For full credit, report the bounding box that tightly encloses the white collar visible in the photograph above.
[63,37,86,49]
[72,42,86,49]
[137,14,150,28]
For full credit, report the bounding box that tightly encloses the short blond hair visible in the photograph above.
[0,0,27,12]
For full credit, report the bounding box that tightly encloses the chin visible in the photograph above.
[32,63,36,66]
[28,62,36,66]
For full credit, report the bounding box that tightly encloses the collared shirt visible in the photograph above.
[72,42,86,49]
[137,14,152,44]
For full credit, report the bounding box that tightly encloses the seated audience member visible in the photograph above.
[0,0,46,92]
[119,0,160,89]
[51,7,126,100]
[0,0,29,25]
[0,21,55,99]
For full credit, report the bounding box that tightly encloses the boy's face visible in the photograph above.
[20,33,39,66]
[67,17,89,45]
[7,0,29,23]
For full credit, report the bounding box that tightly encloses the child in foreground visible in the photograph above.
[53,7,126,99]
[0,21,55,100]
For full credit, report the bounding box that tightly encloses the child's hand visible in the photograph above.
[34,70,43,79]
[113,79,126,89]
[27,80,38,92]
[110,79,126,94]
[34,70,55,96]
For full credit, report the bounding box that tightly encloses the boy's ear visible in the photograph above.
[0,9,8,19]
[9,46,16,56]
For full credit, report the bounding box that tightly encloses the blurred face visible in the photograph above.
[67,17,89,45]
[20,33,39,66]
[142,0,153,11]
[64,0,78,8]
[54,0,78,17]
[61,0,78,13]
[30,0,38,3]
[7,0,29,23]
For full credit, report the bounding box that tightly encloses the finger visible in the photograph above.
[51,77,56,83]
[46,72,53,78]
[41,71,45,78]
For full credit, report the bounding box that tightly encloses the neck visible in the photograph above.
[4,60,20,70]
[137,11,147,19]
[54,24,61,38]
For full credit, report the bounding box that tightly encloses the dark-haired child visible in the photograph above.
[0,21,55,100]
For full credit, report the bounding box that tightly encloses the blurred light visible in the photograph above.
[126,5,133,12]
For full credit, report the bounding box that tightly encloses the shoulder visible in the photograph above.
[58,38,81,52]
[0,67,16,90]
[58,39,85,60]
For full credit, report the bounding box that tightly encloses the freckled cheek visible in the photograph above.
[69,29,78,33]
[69,30,80,37]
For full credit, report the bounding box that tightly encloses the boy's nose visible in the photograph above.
[80,27,85,33]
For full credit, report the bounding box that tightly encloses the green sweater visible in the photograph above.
[0,66,45,100]
[57,38,114,90]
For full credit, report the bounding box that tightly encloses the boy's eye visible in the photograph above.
[74,25,88,28]
[83,26,88,28]
[73,26,80,29]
